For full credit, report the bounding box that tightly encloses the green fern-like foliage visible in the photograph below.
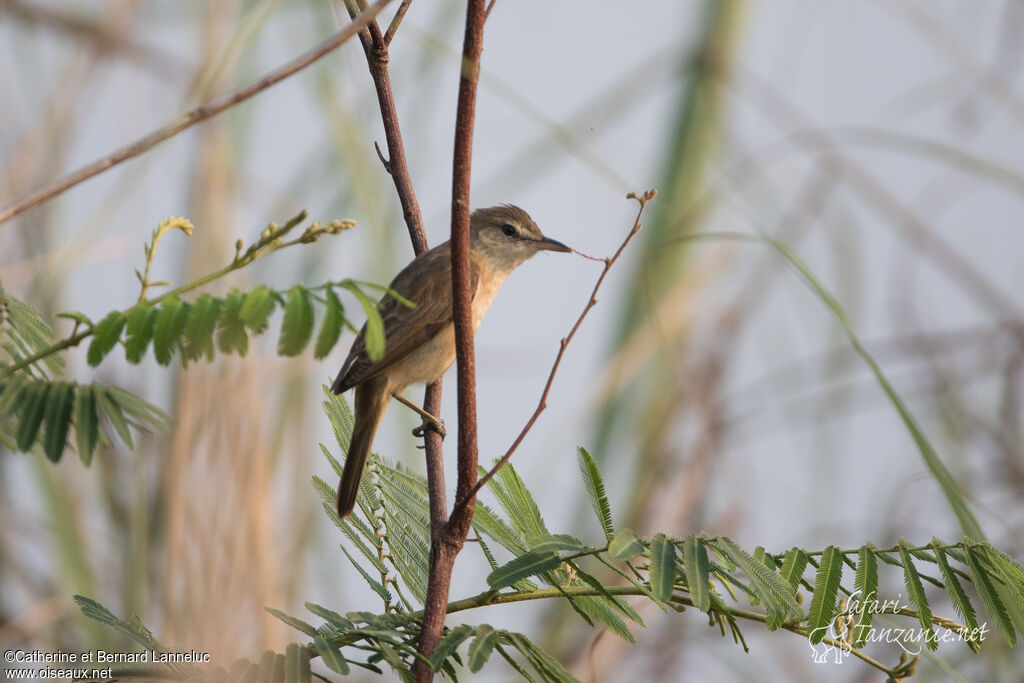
[1,285,169,462]
[0,208,379,464]
[0,280,65,378]
[82,279,371,370]
[72,392,1024,682]
[0,375,168,464]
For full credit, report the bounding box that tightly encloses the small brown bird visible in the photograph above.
[331,205,570,518]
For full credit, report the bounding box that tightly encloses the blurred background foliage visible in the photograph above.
[2,0,1024,680]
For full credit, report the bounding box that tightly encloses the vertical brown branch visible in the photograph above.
[413,1,487,679]
[339,3,459,676]
[447,0,486,538]
[422,381,447,528]
[338,3,444,521]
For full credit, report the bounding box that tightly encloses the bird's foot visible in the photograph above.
[412,415,446,440]
[392,391,446,441]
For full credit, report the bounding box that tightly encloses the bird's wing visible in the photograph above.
[333,243,480,393]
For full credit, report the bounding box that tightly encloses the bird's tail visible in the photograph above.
[336,377,389,518]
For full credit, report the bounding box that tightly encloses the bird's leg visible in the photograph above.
[391,392,446,439]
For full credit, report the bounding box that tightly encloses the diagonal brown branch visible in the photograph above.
[383,0,413,45]
[0,0,393,229]
[456,190,656,511]
[340,0,427,252]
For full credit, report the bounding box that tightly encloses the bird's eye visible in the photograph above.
[501,223,517,237]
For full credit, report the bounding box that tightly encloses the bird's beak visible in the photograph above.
[534,236,571,253]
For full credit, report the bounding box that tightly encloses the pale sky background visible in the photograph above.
[3,1,1024,681]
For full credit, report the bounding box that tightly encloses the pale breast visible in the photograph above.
[389,265,510,391]
[471,263,508,331]
[390,323,457,389]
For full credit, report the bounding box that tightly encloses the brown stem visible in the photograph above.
[341,0,427,252]
[383,0,413,46]
[457,190,656,511]
[0,0,393,228]
[413,1,487,680]
[422,381,447,529]
[338,2,455,675]
[339,0,446,571]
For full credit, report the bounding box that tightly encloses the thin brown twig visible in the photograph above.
[571,248,606,262]
[383,0,413,45]
[0,0,393,229]
[484,0,498,20]
[341,0,428,253]
[455,189,656,512]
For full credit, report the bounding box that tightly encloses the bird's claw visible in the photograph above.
[413,416,446,440]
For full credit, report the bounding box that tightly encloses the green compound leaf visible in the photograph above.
[428,625,473,672]
[313,637,349,675]
[806,545,842,645]
[239,285,277,334]
[487,551,562,590]
[314,287,344,360]
[899,539,936,650]
[577,447,614,542]
[851,545,878,649]
[341,281,384,360]
[966,544,1016,646]
[608,528,643,562]
[683,534,711,613]
[780,547,809,592]
[123,305,157,364]
[87,312,126,367]
[74,384,99,465]
[42,382,75,462]
[931,541,978,639]
[468,624,497,673]
[183,293,221,363]
[16,381,50,450]
[217,288,249,357]
[153,298,189,365]
[648,533,676,602]
[278,286,314,357]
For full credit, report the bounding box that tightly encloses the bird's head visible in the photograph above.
[470,205,570,270]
